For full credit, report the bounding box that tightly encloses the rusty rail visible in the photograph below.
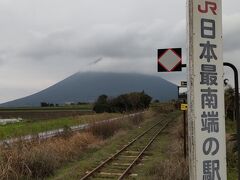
[118,120,170,179]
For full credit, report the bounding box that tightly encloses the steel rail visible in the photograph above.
[80,119,165,180]
[118,120,171,180]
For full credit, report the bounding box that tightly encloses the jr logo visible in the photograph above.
[198,1,217,15]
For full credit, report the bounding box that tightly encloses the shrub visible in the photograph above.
[88,120,122,139]
[61,125,73,138]
[93,95,111,113]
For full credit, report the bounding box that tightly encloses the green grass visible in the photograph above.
[0,113,120,140]
[49,110,181,180]
[228,168,238,180]
[226,118,236,134]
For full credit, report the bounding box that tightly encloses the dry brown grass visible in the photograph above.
[0,113,145,179]
[88,113,144,139]
[145,157,188,180]
[151,102,177,113]
[0,132,100,179]
[88,120,122,139]
[129,113,144,126]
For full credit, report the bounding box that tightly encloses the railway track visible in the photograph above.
[80,118,171,180]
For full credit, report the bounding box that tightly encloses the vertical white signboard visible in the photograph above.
[187,0,227,179]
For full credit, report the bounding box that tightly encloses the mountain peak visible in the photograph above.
[1,72,177,107]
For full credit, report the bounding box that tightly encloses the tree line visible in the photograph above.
[93,91,152,113]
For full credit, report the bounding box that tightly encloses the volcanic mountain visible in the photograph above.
[1,72,178,107]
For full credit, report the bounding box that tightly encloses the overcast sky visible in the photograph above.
[0,0,239,103]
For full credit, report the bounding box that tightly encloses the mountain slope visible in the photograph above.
[1,72,178,107]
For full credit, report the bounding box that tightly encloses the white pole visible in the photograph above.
[187,0,227,179]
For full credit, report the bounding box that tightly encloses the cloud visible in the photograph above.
[20,29,78,60]
[0,50,10,66]
[0,0,240,103]
[223,13,240,52]
[20,20,186,63]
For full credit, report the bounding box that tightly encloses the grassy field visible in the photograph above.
[0,113,121,140]
[0,104,93,120]
[50,110,182,180]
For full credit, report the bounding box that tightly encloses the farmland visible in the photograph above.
[0,104,93,120]
[0,112,123,140]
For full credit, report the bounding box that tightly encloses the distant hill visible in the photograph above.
[0,72,178,107]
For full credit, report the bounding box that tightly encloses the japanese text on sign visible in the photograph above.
[188,0,227,179]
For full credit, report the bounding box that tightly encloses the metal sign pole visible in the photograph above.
[183,99,187,159]
[223,62,240,180]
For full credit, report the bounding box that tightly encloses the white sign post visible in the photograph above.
[187,0,227,179]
